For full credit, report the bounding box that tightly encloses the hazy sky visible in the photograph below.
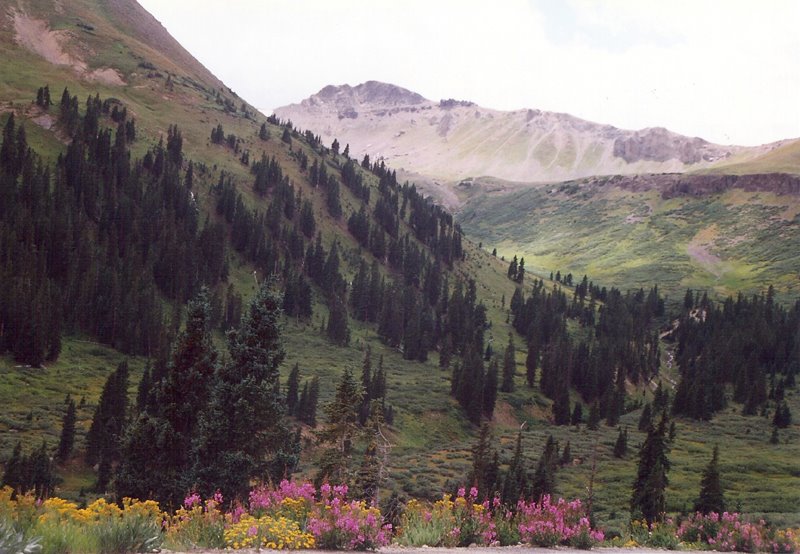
[138,0,799,146]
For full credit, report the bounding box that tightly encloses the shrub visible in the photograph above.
[164,492,225,550]
[0,517,41,554]
[517,495,604,548]
[397,487,492,547]
[224,514,314,550]
[677,512,799,552]
[306,484,390,550]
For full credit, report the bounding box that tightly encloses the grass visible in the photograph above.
[459,180,800,305]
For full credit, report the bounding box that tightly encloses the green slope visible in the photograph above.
[0,0,798,530]
[459,177,800,305]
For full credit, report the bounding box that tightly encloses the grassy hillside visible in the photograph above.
[699,139,800,176]
[0,0,798,532]
[458,178,800,305]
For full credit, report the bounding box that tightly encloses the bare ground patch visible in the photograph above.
[12,11,125,86]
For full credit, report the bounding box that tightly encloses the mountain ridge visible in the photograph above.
[275,81,795,187]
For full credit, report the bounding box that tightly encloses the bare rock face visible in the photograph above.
[612,127,725,164]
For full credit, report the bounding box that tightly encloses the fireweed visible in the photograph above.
[164,482,390,551]
[677,512,798,553]
[1,483,797,552]
[306,483,391,550]
[517,495,604,548]
[398,489,603,549]
[164,491,226,550]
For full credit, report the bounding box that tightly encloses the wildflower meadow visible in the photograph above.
[0,481,797,553]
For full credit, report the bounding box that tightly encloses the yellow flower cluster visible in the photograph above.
[276,496,312,522]
[35,496,163,526]
[224,515,315,550]
[38,497,84,524]
[0,486,14,518]
[0,487,37,525]
[121,498,162,524]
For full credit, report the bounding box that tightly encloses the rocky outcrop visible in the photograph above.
[612,127,727,164]
[581,172,800,198]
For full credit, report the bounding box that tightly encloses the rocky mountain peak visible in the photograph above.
[303,81,427,111]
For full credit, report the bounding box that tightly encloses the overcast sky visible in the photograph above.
[137,0,799,146]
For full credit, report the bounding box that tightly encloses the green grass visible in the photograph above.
[458,181,800,305]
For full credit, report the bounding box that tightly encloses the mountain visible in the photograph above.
[275,81,794,189]
[0,0,798,531]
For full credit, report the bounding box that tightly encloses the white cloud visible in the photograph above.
[138,0,800,145]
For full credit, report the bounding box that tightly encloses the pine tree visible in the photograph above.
[192,281,298,500]
[117,290,219,506]
[588,401,601,430]
[286,363,300,416]
[86,361,129,466]
[136,364,152,413]
[468,422,496,499]
[613,427,628,458]
[305,377,320,427]
[552,388,571,425]
[2,442,23,492]
[315,368,363,485]
[507,256,518,281]
[525,339,538,388]
[560,441,572,466]
[29,440,54,498]
[501,333,516,392]
[571,403,583,426]
[531,434,559,500]
[326,294,351,346]
[773,401,792,428]
[631,413,670,524]
[358,347,374,426]
[501,428,528,506]
[56,398,76,463]
[770,426,780,444]
[456,346,485,425]
[483,358,498,418]
[694,446,725,514]
[638,403,653,431]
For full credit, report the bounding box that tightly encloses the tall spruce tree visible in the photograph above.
[613,427,628,458]
[56,397,76,463]
[501,333,516,392]
[694,446,725,514]
[502,427,528,506]
[326,294,351,346]
[192,281,298,501]
[315,368,363,485]
[531,434,559,500]
[631,412,670,524]
[468,422,497,499]
[286,363,300,416]
[86,361,129,466]
[117,289,219,507]
[2,442,23,493]
[483,358,498,418]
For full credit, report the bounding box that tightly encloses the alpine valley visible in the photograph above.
[0,0,798,548]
